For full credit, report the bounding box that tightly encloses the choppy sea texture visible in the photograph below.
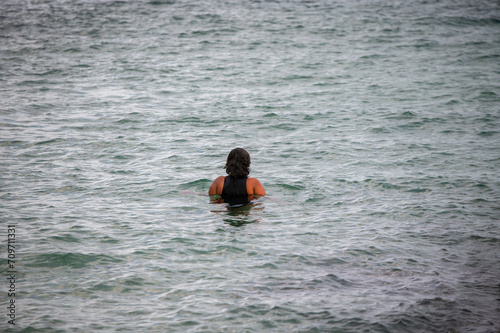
[1,0,500,332]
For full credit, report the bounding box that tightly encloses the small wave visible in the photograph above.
[273,183,305,191]
[384,111,417,120]
[362,179,404,191]
[179,178,212,190]
[282,74,314,80]
[115,118,140,124]
[476,90,499,102]
[367,126,391,134]
[469,235,499,244]
[113,154,135,160]
[477,131,497,137]
[263,112,278,118]
[27,252,123,269]
[397,121,425,130]
[347,247,384,257]
[0,139,27,146]
[444,99,460,105]
[406,188,431,193]
[34,138,63,145]
[267,123,298,131]
[439,16,500,28]
[50,234,81,243]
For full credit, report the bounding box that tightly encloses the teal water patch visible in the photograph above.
[27,253,123,269]
[50,234,81,243]
[272,183,305,191]
[179,179,213,190]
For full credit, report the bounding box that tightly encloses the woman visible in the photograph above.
[209,148,266,206]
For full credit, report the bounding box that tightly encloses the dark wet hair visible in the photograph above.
[224,148,251,178]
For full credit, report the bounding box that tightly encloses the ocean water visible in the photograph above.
[1,0,499,332]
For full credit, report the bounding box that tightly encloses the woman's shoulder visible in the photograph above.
[209,176,226,195]
[215,176,226,186]
[246,177,265,196]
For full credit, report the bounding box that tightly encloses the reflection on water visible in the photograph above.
[211,202,264,226]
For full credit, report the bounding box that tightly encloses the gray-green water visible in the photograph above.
[1,0,499,332]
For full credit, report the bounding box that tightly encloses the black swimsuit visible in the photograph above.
[221,176,249,207]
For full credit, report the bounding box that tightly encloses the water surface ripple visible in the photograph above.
[1,0,499,332]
